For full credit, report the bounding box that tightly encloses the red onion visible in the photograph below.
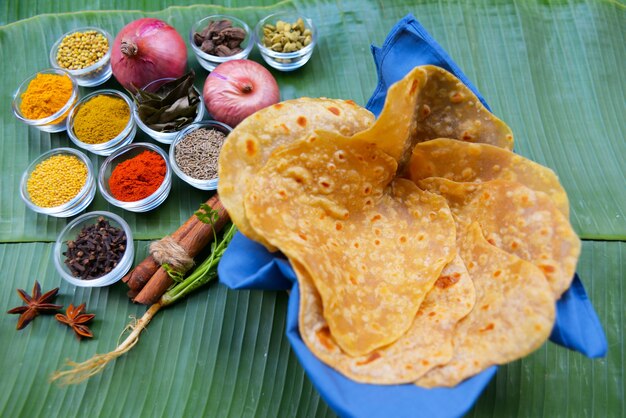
[111,18,187,92]
[203,60,280,127]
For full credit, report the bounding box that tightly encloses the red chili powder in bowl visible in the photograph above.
[109,150,166,201]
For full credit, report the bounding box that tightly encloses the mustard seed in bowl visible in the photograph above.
[27,154,88,207]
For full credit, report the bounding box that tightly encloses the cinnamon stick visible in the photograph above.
[122,195,220,293]
[133,196,230,305]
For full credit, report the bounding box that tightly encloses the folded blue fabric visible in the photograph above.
[218,13,607,417]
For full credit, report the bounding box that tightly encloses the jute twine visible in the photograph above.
[149,236,194,272]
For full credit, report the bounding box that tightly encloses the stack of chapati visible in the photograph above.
[218,66,580,387]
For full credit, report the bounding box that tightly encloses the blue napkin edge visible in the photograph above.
[366,13,490,115]
[552,274,607,357]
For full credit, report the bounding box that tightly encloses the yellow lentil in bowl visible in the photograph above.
[20,148,96,217]
[27,154,88,207]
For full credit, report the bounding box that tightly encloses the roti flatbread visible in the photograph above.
[218,98,375,250]
[297,255,475,384]
[245,132,456,356]
[416,223,555,388]
[419,178,581,298]
[352,65,514,172]
[409,138,569,217]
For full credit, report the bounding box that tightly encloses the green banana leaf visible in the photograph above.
[0,1,624,417]
[0,241,623,417]
[1,0,624,241]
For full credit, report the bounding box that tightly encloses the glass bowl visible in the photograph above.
[67,89,137,156]
[50,27,113,87]
[190,15,254,72]
[133,78,206,144]
[12,68,79,133]
[254,12,317,71]
[169,120,233,190]
[20,147,96,217]
[98,142,172,212]
[53,211,134,287]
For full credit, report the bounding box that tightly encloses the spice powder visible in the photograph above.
[20,73,73,120]
[109,150,166,201]
[73,95,130,144]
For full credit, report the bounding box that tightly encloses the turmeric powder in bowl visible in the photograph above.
[12,69,79,133]
[20,73,73,121]
[66,89,137,156]
[73,94,131,144]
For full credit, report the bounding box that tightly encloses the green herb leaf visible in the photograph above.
[195,203,220,226]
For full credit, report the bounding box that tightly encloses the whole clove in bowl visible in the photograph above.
[54,211,134,287]
[133,72,205,144]
[190,15,253,71]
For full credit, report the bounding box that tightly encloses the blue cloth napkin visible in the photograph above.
[218,14,607,418]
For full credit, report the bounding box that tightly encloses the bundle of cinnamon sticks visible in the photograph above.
[124,194,230,305]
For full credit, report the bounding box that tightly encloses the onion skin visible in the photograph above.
[203,60,280,127]
[111,18,187,92]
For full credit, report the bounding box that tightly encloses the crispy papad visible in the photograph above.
[352,65,514,171]
[409,138,569,217]
[245,132,456,356]
[297,255,475,384]
[416,223,555,388]
[418,178,581,298]
[218,98,375,250]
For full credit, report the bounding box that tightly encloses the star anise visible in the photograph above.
[7,281,62,330]
[55,303,95,339]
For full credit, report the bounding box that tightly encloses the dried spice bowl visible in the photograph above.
[190,15,253,71]
[67,89,137,156]
[169,120,233,190]
[50,27,113,87]
[98,142,172,212]
[12,68,79,133]
[20,147,96,217]
[54,211,134,287]
[133,77,206,144]
[254,12,317,71]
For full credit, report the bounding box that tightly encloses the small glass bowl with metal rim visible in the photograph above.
[12,68,79,133]
[66,89,137,156]
[190,14,254,72]
[20,147,96,217]
[133,77,206,144]
[254,12,317,72]
[98,142,172,212]
[169,120,233,190]
[53,211,135,287]
[49,27,113,87]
